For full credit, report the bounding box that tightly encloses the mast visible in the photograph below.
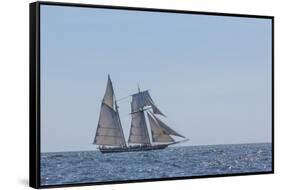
[93,75,126,147]
[115,100,127,147]
[128,86,151,145]
[128,84,185,144]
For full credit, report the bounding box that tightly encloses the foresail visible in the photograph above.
[147,112,174,143]
[131,90,165,116]
[128,111,151,145]
[94,103,126,146]
[152,113,185,138]
[94,75,126,147]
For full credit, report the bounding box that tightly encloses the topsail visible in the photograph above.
[131,90,165,116]
[102,76,114,108]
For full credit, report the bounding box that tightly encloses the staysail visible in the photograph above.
[147,112,174,143]
[152,114,185,138]
[94,75,126,147]
[131,90,165,116]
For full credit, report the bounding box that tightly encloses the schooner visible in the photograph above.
[93,75,188,153]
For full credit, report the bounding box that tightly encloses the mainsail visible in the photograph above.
[128,90,151,145]
[94,76,126,147]
[128,111,151,145]
[147,112,174,143]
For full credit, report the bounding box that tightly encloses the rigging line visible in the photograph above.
[163,116,186,138]
[129,106,152,114]
[116,95,131,102]
[129,89,151,97]
[119,113,131,118]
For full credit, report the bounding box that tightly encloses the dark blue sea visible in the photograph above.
[41,143,272,186]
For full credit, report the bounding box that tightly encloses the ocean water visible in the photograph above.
[41,143,272,186]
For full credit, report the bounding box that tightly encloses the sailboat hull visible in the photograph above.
[99,144,168,153]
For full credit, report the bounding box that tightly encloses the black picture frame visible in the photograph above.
[29,1,274,189]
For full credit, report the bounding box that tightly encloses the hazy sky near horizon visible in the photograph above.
[40,5,272,153]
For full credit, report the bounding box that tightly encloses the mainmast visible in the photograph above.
[128,85,185,145]
[128,85,151,145]
[115,100,127,147]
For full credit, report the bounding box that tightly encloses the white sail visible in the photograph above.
[152,113,185,138]
[131,90,165,116]
[128,111,151,145]
[147,112,174,143]
[94,76,126,146]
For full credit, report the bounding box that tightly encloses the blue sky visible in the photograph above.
[40,5,272,152]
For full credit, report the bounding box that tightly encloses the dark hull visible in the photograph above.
[99,144,168,153]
